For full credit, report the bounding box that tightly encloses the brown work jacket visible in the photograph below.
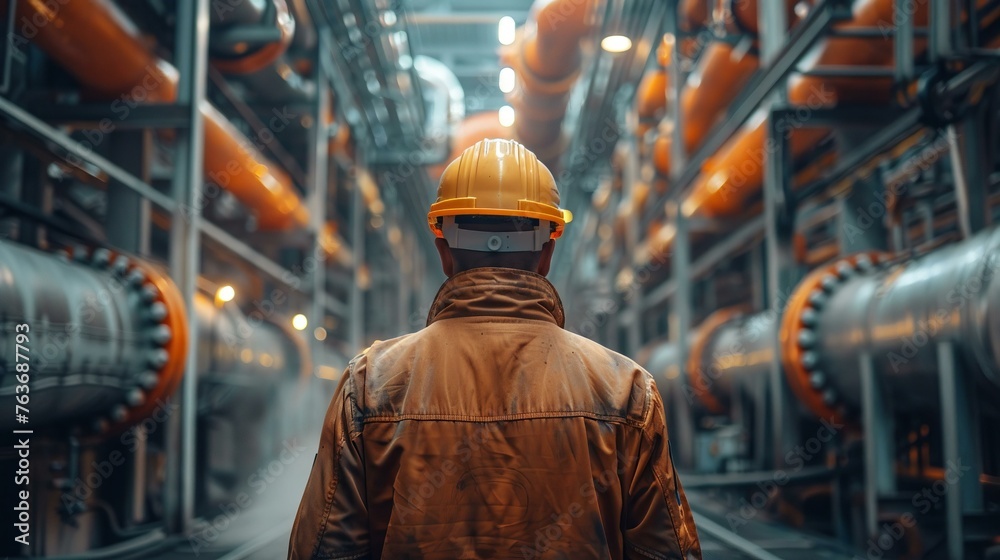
[288,267,701,559]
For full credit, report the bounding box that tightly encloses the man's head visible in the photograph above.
[427,139,571,278]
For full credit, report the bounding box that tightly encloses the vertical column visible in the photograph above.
[860,352,895,537]
[669,199,693,466]
[349,171,365,353]
[893,0,914,84]
[937,342,983,560]
[928,0,952,63]
[763,110,799,468]
[107,130,152,255]
[839,176,888,253]
[624,106,641,356]
[947,98,991,238]
[666,1,685,181]
[166,0,209,534]
[309,31,332,363]
[757,0,787,65]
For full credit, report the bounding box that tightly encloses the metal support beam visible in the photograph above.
[669,199,693,465]
[166,0,209,535]
[757,0,788,64]
[947,98,992,237]
[839,175,888,252]
[929,0,952,62]
[624,104,641,356]
[349,173,365,353]
[860,352,895,538]
[894,0,915,84]
[666,1,686,181]
[938,342,984,560]
[107,130,152,255]
[764,110,800,468]
[0,95,176,210]
[309,30,332,362]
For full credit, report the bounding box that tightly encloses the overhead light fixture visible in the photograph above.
[216,285,235,303]
[499,67,515,93]
[498,16,515,45]
[601,35,632,53]
[292,314,308,331]
[314,327,327,341]
[498,105,515,127]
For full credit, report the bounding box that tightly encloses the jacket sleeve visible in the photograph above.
[288,366,370,560]
[622,376,702,560]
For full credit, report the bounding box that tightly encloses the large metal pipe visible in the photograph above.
[17,0,309,230]
[687,308,776,414]
[781,228,1000,420]
[0,241,188,432]
[192,292,308,383]
[500,0,599,164]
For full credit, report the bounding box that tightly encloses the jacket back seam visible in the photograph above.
[359,410,645,427]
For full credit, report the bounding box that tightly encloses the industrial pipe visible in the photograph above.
[680,0,1000,219]
[636,36,672,142]
[193,293,308,384]
[686,307,775,415]
[17,0,309,230]
[210,0,296,76]
[781,228,1000,421]
[0,241,188,432]
[501,0,599,164]
[653,41,760,176]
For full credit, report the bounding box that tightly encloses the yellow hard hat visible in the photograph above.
[428,139,573,241]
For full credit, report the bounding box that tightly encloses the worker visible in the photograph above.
[288,139,701,559]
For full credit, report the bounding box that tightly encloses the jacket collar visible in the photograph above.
[426,267,565,328]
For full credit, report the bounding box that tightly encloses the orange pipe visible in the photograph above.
[654,41,760,176]
[683,0,931,219]
[18,0,309,230]
[637,36,673,144]
[501,0,598,164]
[724,0,799,36]
[678,0,709,32]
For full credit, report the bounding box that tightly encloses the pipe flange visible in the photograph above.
[65,246,188,436]
[780,251,890,424]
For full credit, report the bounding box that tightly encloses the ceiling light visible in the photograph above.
[498,16,515,45]
[314,327,327,341]
[499,67,515,93]
[292,314,308,331]
[498,105,515,127]
[216,285,235,303]
[601,35,632,53]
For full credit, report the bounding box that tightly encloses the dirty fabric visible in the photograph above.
[289,267,702,559]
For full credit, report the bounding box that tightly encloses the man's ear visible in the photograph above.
[434,237,455,277]
[536,240,555,277]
